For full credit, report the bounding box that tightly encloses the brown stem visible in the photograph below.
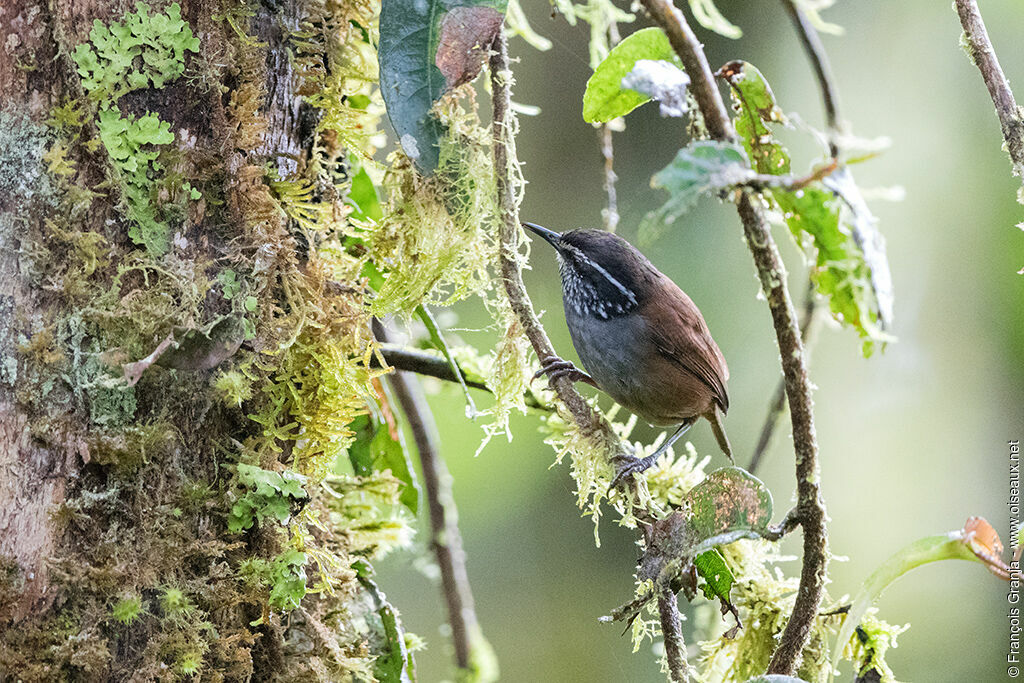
[751,1,844,475]
[748,280,817,475]
[954,0,1024,176]
[372,344,553,411]
[657,588,690,683]
[374,321,487,674]
[780,0,841,157]
[490,29,621,450]
[638,0,827,675]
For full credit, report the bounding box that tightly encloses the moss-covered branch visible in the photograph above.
[637,0,828,675]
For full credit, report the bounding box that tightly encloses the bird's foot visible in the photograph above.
[533,355,598,390]
[609,452,657,492]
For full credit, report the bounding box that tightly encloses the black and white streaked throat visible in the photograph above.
[555,242,639,320]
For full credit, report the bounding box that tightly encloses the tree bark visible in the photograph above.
[0,1,410,680]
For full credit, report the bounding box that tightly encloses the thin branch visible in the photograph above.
[637,0,827,675]
[954,0,1024,176]
[658,588,690,683]
[374,344,490,391]
[748,280,818,475]
[599,124,620,232]
[374,321,488,675]
[780,0,842,157]
[490,28,629,463]
[372,343,553,411]
[749,1,844,475]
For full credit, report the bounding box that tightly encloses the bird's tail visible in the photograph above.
[706,407,734,463]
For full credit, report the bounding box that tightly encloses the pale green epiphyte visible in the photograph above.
[71,3,200,257]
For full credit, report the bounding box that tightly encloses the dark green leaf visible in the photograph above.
[638,140,751,245]
[694,548,734,603]
[379,0,507,174]
[370,423,419,513]
[583,27,684,123]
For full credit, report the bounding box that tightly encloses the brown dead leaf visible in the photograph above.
[435,6,503,90]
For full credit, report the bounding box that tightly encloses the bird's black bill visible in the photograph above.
[522,222,561,245]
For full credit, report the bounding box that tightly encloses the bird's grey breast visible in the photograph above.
[565,308,648,405]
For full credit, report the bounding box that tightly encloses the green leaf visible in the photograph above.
[638,140,751,245]
[582,27,683,123]
[683,466,773,555]
[348,163,383,221]
[743,677,810,683]
[830,518,1006,673]
[345,414,420,513]
[416,304,476,416]
[719,60,894,354]
[379,0,508,174]
[694,548,734,603]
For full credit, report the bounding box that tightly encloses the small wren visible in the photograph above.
[524,222,733,482]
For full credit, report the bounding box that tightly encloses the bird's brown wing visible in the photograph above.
[644,278,730,413]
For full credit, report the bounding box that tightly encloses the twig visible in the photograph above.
[637,0,827,675]
[748,280,817,474]
[489,29,628,462]
[780,0,842,157]
[599,124,620,232]
[954,0,1024,177]
[374,321,489,675]
[749,0,843,475]
[374,344,490,391]
[371,343,553,411]
[658,588,690,683]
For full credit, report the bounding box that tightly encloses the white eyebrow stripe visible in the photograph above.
[562,243,637,304]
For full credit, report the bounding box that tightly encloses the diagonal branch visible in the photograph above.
[954,0,1024,178]
[637,0,828,675]
[374,321,492,677]
[489,29,627,460]
[780,0,842,157]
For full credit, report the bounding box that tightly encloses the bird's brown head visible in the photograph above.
[523,223,658,320]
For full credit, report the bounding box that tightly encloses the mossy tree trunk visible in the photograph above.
[0,0,409,680]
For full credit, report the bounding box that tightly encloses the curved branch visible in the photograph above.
[637,0,828,675]
[780,0,842,157]
[489,29,623,453]
[954,0,1024,176]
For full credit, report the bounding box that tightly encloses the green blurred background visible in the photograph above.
[376,1,1024,680]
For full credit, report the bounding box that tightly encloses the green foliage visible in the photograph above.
[96,107,174,255]
[721,61,893,355]
[582,27,683,123]
[110,594,144,625]
[71,2,199,256]
[694,549,734,603]
[638,141,751,244]
[228,463,309,533]
[240,549,309,611]
[379,0,508,173]
[71,2,199,100]
[346,415,420,513]
[159,586,192,616]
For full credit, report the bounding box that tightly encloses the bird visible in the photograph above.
[523,222,733,484]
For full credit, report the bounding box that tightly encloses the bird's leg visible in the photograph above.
[610,420,695,491]
[533,355,599,389]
